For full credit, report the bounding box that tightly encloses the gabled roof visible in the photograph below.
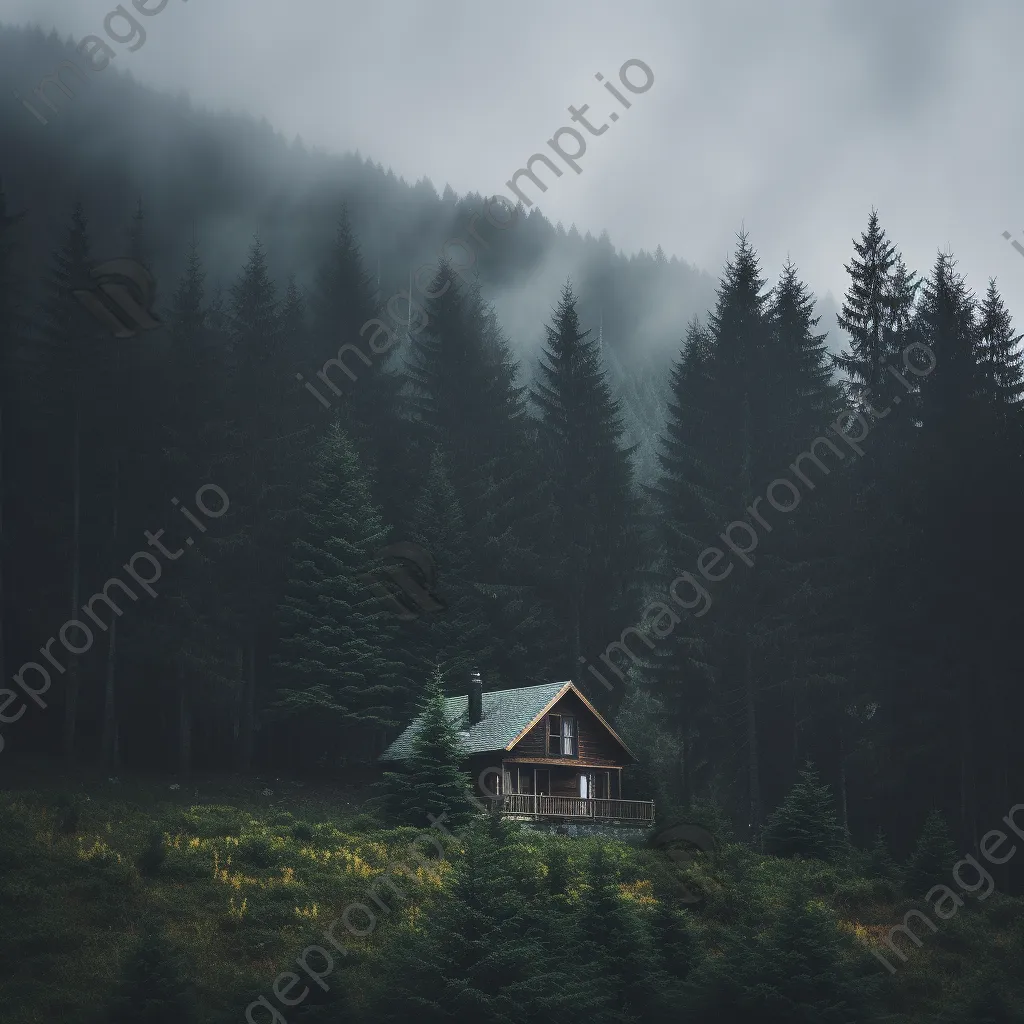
[378,680,635,762]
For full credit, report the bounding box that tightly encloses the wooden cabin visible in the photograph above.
[380,674,655,825]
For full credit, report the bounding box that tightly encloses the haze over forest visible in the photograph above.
[3,4,1024,1023]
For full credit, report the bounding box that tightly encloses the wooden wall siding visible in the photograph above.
[509,691,625,767]
[466,755,504,797]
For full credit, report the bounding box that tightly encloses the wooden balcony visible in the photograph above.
[487,792,655,825]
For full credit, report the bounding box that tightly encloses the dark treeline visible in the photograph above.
[1,24,1023,878]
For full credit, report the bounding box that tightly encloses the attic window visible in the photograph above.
[547,714,575,756]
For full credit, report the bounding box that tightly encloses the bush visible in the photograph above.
[173,805,248,839]
[310,821,346,846]
[137,830,167,876]
[685,796,736,843]
[290,821,314,843]
[237,828,283,868]
[348,812,381,831]
[55,794,82,835]
[105,922,197,1024]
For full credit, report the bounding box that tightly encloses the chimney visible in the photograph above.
[468,669,483,727]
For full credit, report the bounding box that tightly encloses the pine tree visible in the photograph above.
[653,233,774,835]
[407,260,558,684]
[937,968,1023,1024]
[685,886,878,1023]
[275,423,411,766]
[403,448,492,684]
[0,179,25,693]
[380,666,475,827]
[531,281,638,686]
[648,898,696,1022]
[645,316,717,800]
[578,844,656,1021]
[216,234,301,770]
[917,251,981,443]
[865,828,900,882]
[834,208,903,394]
[905,810,957,894]
[106,923,197,1024]
[154,232,233,776]
[762,260,859,827]
[37,202,107,765]
[372,812,595,1024]
[306,210,408,511]
[767,258,844,459]
[977,277,1023,422]
[763,762,848,862]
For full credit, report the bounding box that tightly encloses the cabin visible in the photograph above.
[379,673,655,825]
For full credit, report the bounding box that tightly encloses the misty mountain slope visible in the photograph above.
[0,22,720,423]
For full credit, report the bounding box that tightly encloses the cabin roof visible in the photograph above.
[378,680,634,762]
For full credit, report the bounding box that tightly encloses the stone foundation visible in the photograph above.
[508,817,655,844]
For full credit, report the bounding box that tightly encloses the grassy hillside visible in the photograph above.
[1,767,1021,1023]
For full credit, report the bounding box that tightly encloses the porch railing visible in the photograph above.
[486,793,655,824]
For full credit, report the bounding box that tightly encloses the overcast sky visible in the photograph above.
[3,0,1024,322]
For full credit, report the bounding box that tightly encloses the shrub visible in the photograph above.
[173,805,248,839]
[349,812,381,831]
[55,794,82,835]
[237,829,280,868]
[137,830,167,876]
[105,922,197,1024]
[290,821,314,843]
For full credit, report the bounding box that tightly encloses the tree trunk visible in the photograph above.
[101,617,118,768]
[838,723,849,836]
[681,734,691,808]
[744,643,761,841]
[101,437,120,769]
[569,589,581,682]
[178,668,192,778]
[0,395,5,688]
[234,635,256,772]
[739,393,761,842]
[64,397,81,766]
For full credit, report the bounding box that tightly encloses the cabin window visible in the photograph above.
[547,714,576,756]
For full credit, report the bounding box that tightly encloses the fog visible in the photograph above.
[3,0,1022,335]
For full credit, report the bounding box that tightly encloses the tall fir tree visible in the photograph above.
[403,448,492,686]
[407,260,558,684]
[274,423,412,766]
[834,208,902,394]
[216,234,300,770]
[307,209,409,513]
[0,179,25,694]
[977,277,1024,422]
[143,231,235,774]
[531,281,638,695]
[37,202,108,765]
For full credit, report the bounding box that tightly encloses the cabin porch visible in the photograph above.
[486,760,655,825]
